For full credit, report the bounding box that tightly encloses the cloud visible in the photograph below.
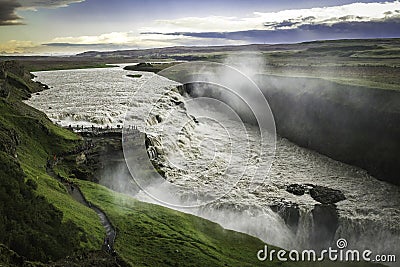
[49,32,135,45]
[44,31,209,49]
[152,18,400,44]
[0,0,23,25]
[258,1,400,30]
[17,0,85,10]
[43,42,107,47]
[140,1,400,44]
[42,30,249,51]
[0,0,85,26]
[0,39,36,53]
[142,1,400,33]
[264,19,301,29]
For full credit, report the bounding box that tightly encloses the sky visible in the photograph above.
[0,0,399,55]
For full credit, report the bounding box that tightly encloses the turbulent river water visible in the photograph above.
[26,66,400,262]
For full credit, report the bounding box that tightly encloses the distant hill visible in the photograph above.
[74,38,400,59]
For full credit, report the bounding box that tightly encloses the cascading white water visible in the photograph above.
[25,66,400,261]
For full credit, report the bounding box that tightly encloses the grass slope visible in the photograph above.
[78,180,384,267]
[0,61,104,264]
[0,100,105,248]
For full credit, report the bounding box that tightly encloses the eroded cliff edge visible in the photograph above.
[257,75,400,185]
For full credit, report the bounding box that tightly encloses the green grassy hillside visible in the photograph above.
[77,181,384,267]
[0,61,104,264]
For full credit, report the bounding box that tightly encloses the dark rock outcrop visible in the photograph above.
[0,80,10,98]
[310,185,346,204]
[35,81,49,90]
[286,183,346,204]
[286,184,306,195]
[123,62,168,73]
[0,61,43,100]
[0,64,6,79]
[0,124,20,156]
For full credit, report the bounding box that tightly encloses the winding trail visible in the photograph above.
[46,164,116,249]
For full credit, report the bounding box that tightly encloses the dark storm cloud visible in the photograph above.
[0,0,23,25]
[264,16,316,29]
[337,15,365,21]
[298,17,400,36]
[148,18,400,43]
[18,0,85,9]
[264,20,300,28]
[0,0,84,26]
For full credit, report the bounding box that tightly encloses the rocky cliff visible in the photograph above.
[257,75,400,185]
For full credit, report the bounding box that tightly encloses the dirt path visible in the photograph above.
[46,165,116,249]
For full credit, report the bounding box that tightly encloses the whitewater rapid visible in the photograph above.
[26,66,400,261]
